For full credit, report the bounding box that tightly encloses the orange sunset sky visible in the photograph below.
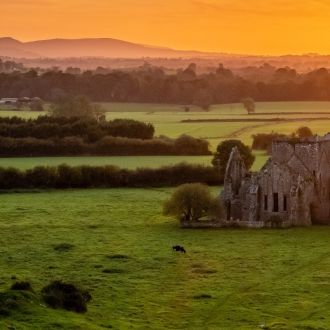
[1,0,330,55]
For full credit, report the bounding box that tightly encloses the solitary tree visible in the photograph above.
[163,183,220,223]
[242,97,256,114]
[296,126,313,138]
[51,95,101,118]
[212,140,255,176]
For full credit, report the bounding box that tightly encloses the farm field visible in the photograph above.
[0,101,329,170]
[0,152,267,172]
[0,155,212,171]
[0,188,330,329]
[2,101,330,150]
[102,102,330,149]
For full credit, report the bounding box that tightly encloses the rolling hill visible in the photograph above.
[0,37,213,59]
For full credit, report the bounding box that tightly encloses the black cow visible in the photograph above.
[172,245,186,253]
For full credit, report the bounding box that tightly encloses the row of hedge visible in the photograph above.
[0,134,211,156]
[0,116,155,141]
[251,133,286,150]
[252,127,314,150]
[0,163,221,189]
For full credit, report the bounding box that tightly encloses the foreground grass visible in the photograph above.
[0,188,329,329]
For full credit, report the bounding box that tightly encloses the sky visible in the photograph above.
[1,0,330,55]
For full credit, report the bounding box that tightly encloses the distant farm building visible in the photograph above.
[0,98,18,105]
[0,97,43,109]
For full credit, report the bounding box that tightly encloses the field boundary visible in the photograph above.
[181,117,330,123]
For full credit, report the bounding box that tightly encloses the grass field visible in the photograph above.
[0,188,330,329]
[0,101,329,171]
[0,152,267,172]
[0,155,212,170]
[2,101,330,151]
[101,102,330,149]
[0,103,329,329]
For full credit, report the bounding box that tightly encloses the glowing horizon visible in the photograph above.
[1,0,330,55]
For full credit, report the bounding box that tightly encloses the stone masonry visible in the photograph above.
[221,134,330,227]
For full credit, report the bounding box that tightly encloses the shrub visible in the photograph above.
[174,134,210,155]
[41,281,92,313]
[50,95,99,119]
[163,183,222,223]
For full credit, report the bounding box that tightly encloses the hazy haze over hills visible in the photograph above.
[0,37,215,59]
[2,37,330,73]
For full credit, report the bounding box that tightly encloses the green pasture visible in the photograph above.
[0,155,212,171]
[99,101,330,114]
[101,102,330,149]
[1,102,330,149]
[3,101,328,149]
[0,151,267,172]
[0,102,329,329]
[0,188,330,329]
[0,110,47,119]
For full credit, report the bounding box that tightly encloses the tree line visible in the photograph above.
[2,65,330,105]
[0,115,210,156]
[0,139,259,189]
[0,163,220,189]
[0,116,155,141]
[252,126,314,151]
[0,134,210,157]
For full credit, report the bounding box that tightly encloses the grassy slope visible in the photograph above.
[0,188,330,329]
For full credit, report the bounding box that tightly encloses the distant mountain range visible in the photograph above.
[3,37,330,73]
[0,37,217,59]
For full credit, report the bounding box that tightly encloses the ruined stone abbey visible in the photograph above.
[222,134,330,227]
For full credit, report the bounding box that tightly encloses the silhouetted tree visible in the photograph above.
[51,95,100,118]
[242,97,255,114]
[296,126,313,138]
[212,140,255,176]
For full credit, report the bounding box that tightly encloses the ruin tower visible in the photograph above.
[222,147,247,220]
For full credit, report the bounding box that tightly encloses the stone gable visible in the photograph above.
[221,135,330,227]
